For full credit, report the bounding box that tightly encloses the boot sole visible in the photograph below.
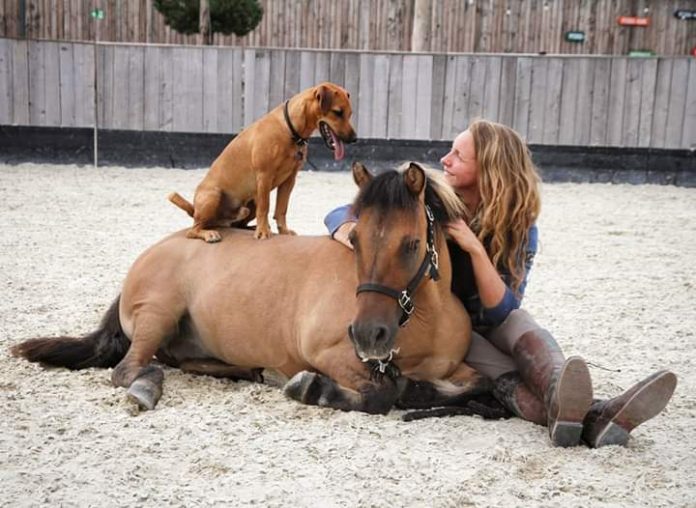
[549,356,593,447]
[594,370,677,447]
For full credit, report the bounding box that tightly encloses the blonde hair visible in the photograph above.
[468,119,541,293]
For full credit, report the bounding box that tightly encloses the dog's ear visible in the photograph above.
[352,161,372,188]
[404,162,426,197]
[315,84,332,115]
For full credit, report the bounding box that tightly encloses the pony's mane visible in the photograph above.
[352,164,467,224]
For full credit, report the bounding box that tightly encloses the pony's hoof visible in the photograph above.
[284,371,321,404]
[126,378,162,411]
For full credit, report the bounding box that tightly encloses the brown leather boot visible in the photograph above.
[513,329,593,447]
[582,370,677,448]
[493,372,546,426]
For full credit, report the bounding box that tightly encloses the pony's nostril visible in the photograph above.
[374,325,389,345]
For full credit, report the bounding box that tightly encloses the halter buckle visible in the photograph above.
[398,290,415,315]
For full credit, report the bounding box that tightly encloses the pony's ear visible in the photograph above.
[404,162,426,196]
[315,84,332,114]
[352,161,372,188]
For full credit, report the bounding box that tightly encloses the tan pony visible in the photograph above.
[12,162,491,414]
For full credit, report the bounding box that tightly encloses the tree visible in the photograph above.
[154,0,263,44]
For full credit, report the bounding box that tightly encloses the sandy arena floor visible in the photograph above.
[1,163,695,507]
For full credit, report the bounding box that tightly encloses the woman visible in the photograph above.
[324,119,677,448]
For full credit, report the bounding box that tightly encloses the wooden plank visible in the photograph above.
[284,49,301,98]
[512,57,532,140]
[42,41,61,126]
[299,50,315,92]
[72,42,94,127]
[682,58,696,149]
[650,59,672,149]
[621,58,642,147]
[415,54,432,140]
[467,56,486,123]
[127,44,144,130]
[589,58,611,146]
[527,58,548,143]
[172,47,203,132]
[229,48,243,132]
[606,57,627,147]
[0,38,12,124]
[429,54,446,140]
[370,53,389,138]
[268,49,286,108]
[574,57,594,146]
[542,57,563,145]
[12,39,30,125]
[250,49,270,122]
[481,56,502,123]
[449,55,472,135]
[358,53,374,138]
[637,58,657,148]
[213,47,233,134]
[110,46,130,129]
[558,58,580,145]
[58,42,75,127]
[400,54,417,138]
[387,53,403,139]
[314,50,330,84]
[497,56,517,127]
[344,52,360,129]
[158,46,174,131]
[665,58,689,149]
[202,47,219,133]
[329,51,346,87]
[143,45,159,131]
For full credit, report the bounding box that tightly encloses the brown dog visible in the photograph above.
[169,82,357,242]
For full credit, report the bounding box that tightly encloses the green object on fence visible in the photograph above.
[565,31,586,43]
[90,8,105,20]
[629,50,655,57]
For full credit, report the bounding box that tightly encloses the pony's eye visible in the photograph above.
[403,239,420,255]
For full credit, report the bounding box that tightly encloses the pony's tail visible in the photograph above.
[168,192,195,218]
[10,296,129,370]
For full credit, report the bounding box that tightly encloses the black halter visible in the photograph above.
[283,99,308,146]
[355,205,441,327]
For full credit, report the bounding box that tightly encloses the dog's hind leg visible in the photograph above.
[188,189,223,243]
[112,308,177,410]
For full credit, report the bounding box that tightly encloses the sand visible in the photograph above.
[1,163,694,507]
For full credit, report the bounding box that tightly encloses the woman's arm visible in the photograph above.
[324,204,357,249]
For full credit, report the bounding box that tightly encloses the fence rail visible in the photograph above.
[0,38,694,149]
[0,0,695,56]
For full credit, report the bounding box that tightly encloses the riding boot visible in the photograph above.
[493,372,546,426]
[512,329,593,447]
[582,370,677,448]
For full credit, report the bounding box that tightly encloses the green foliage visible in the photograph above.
[154,0,263,37]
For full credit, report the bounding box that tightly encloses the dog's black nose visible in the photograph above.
[347,131,358,144]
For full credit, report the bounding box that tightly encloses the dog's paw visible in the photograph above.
[278,227,297,236]
[254,227,272,240]
[204,231,222,243]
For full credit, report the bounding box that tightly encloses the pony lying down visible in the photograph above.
[12,162,502,419]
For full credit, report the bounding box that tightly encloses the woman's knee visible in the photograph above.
[487,308,543,355]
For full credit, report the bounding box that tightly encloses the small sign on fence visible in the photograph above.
[90,8,105,20]
[617,16,650,27]
[565,31,586,43]
[674,10,696,20]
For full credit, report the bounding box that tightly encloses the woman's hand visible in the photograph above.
[333,221,356,250]
[445,219,483,254]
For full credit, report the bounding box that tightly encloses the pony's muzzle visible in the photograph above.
[348,320,397,361]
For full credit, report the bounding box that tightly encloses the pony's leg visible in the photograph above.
[284,345,399,414]
[178,359,264,382]
[396,363,493,409]
[284,370,399,415]
[111,310,176,410]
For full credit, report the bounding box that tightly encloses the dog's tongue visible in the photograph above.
[331,130,345,161]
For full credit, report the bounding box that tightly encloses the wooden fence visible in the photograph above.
[1,38,694,149]
[1,0,695,56]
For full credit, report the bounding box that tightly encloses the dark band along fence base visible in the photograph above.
[1,126,694,187]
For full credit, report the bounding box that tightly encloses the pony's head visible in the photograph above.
[347,161,465,362]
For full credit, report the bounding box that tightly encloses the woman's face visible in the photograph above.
[440,130,478,192]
